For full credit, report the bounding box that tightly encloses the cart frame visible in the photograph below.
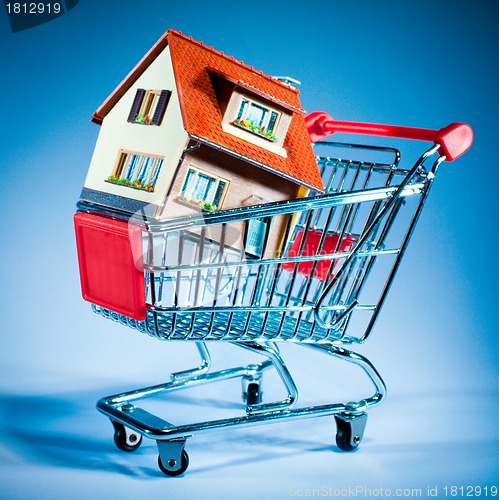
[75,115,472,475]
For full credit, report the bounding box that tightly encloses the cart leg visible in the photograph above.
[305,342,386,408]
[235,341,298,413]
[170,342,211,382]
[304,342,385,451]
[157,439,189,476]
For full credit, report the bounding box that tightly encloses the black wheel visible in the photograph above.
[335,415,362,452]
[158,449,189,477]
[246,382,262,405]
[113,424,143,452]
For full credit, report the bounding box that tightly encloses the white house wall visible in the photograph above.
[83,44,188,213]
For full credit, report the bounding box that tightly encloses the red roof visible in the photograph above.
[93,29,324,192]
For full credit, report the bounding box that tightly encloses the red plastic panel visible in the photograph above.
[74,213,146,321]
[282,229,357,281]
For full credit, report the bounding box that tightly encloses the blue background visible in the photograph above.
[0,0,497,498]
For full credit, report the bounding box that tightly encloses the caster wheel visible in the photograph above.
[158,449,189,477]
[113,423,143,452]
[334,414,367,452]
[245,382,262,405]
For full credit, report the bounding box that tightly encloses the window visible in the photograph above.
[107,150,164,192]
[233,98,280,142]
[127,88,171,125]
[179,167,229,212]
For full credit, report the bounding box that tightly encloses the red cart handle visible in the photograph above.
[305,111,473,162]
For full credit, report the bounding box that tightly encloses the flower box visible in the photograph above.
[176,195,218,212]
[232,119,277,142]
[106,175,155,192]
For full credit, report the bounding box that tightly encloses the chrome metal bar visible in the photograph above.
[212,223,226,306]
[143,247,400,274]
[146,230,160,337]
[321,157,340,194]
[147,303,376,315]
[170,342,211,381]
[96,343,385,441]
[360,157,441,341]
[235,341,298,413]
[303,342,386,408]
[314,145,438,329]
[89,182,424,233]
[313,141,401,170]
[99,361,272,408]
[97,398,365,442]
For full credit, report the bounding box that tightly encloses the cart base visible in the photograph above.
[96,340,385,476]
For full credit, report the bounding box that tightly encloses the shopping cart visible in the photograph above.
[74,113,472,476]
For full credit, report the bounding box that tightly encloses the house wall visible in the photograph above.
[159,146,303,257]
[82,45,188,215]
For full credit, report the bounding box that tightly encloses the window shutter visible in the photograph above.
[151,90,171,126]
[127,89,145,123]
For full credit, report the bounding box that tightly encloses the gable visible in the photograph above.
[82,44,189,215]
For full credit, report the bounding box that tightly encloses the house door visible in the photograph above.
[244,218,269,259]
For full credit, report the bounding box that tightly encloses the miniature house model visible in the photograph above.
[81,30,323,222]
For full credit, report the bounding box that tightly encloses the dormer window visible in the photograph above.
[127,89,171,126]
[233,99,280,142]
[207,67,297,156]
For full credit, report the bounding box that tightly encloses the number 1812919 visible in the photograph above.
[443,486,498,497]
[5,3,61,14]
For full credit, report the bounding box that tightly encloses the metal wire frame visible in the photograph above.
[96,338,386,445]
[79,139,449,476]
[79,141,442,345]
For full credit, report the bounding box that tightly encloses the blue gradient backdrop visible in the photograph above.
[0,1,497,498]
